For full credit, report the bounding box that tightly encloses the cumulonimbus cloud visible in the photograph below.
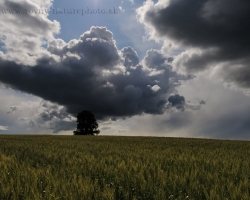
[137,0,250,92]
[0,25,193,121]
[0,0,207,133]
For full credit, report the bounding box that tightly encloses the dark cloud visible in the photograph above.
[200,100,206,105]
[48,27,121,69]
[144,0,250,55]
[0,27,190,121]
[168,94,185,111]
[39,101,71,122]
[166,94,203,112]
[168,94,185,106]
[218,61,250,89]
[139,0,250,88]
[121,47,139,67]
[34,101,74,133]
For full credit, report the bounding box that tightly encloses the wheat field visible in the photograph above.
[0,135,250,199]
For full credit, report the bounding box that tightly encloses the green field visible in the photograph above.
[0,136,250,199]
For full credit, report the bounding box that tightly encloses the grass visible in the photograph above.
[0,135,250,199]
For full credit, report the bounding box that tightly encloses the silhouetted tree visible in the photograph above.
[73,110,100,135]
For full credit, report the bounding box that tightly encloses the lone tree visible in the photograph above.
[73,110,100,135]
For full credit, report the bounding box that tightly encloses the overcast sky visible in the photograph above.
[1,0,250,140]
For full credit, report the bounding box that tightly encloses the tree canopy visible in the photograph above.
[73,110,100,135]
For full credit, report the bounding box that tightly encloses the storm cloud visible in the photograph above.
[0,26,191,121]
[137,0,250,90]
[2,0,248,138]
[168,94,185,111]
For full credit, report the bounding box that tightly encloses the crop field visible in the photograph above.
[0,136,250,199]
